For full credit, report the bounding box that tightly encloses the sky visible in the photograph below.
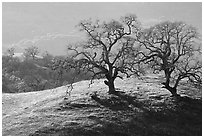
[2,2,202,56]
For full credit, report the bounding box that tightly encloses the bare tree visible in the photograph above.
[136,21,202,96]
[6,47,15,58]
[24,45,39,60]
[67,15,142,94]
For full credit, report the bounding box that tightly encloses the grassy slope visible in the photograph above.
[2,74,202,136]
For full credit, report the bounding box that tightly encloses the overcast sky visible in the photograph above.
[2,2,202,55]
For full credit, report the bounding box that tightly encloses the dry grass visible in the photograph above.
[2,74,202,136]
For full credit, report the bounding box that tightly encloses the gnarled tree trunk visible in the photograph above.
[104,80,116,94]
[103,65,118,94]
[165,85,179,97]
[104,78,116,94]
[163,70,180,97]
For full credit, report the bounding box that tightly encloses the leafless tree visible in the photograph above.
[135,21,202,96]
[6,47,15,58]
[24,45,39,60]
[67,15,142,94]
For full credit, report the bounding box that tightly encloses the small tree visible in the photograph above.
[6,47,15,58]
[24,45,39,60]
[136,21,202,96]
[67,15,141,94]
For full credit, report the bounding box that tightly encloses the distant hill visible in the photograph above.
[2,35,83,56]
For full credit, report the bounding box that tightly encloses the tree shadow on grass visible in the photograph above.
[113,91,149,110]
[32,91,202,136]
[91,93,131,111]
[141,96,202,135]
[90,90,151,112]
[91,91,202,135]
[57,98,100,111]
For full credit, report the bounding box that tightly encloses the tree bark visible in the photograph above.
[104,79,116,94]
[108,79,116,94]
[103,65,117,94]
[165,85,179,97]
[163,70,180,97]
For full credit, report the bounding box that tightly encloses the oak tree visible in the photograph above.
[67,15,142,93]
[136,21,201,96]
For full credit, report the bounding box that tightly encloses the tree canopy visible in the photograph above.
[67,14,143,93]
[136,21,201,96]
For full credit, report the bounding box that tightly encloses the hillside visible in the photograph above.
[2,74,202,136]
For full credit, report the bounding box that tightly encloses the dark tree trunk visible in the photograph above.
[163,70,180,97]
[103,65,117,94]
[108,79,116,94]
[104,79,116,94]
[162,82,179,97]
[166,85,179,97]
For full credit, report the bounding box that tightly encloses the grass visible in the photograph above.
[2,74,202,136]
